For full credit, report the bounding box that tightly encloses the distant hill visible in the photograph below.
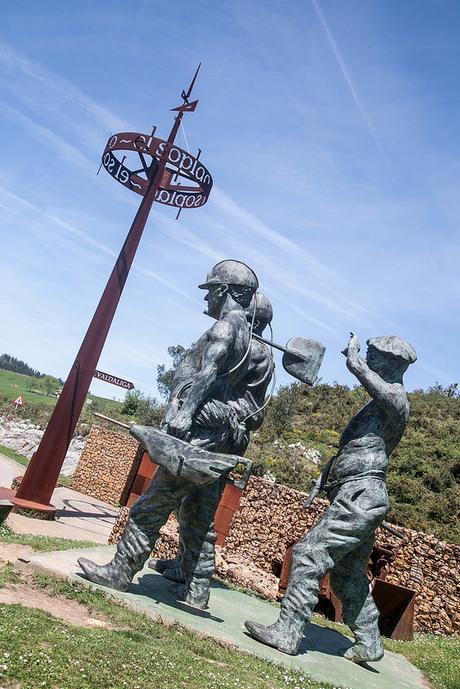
[0,368,122,429]
[249,382,460,544]
[0,353,54,380]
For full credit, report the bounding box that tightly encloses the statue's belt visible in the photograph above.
[324,470,387,493]
[304,462,386,508]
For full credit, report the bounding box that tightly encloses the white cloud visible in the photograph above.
[0,102,93,171]
[0,185,198,304]
[0,41,127,136]
[310,0,395,180]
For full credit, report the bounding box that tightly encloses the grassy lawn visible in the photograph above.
[309,614,459,689]
[385,635,460,689]
[0,368,57,406]
[0,443,31,467]
[0,524,97,552]
[1,528,458,689]
[0,570,331,689]
[0,367,122,417]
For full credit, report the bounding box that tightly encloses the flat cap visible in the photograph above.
[367,336,417,364]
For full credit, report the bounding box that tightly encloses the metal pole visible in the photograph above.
[12,68,201,514]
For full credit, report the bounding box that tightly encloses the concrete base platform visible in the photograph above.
[25,545,429,689]
[1,452,119,543]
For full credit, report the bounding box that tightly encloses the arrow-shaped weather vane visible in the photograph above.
[99,63,211,214]
[13,65,212,515]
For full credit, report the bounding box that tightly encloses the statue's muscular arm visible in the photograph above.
[342,332,404,416]
[165,319,235,439]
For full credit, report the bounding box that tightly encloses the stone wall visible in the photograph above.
[71,425,143,505]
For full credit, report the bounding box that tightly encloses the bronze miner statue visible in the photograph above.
[78,260,273,609]
[148,292,275,596]
[245,332,416,662]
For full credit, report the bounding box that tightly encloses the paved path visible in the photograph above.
[26,545,430,689]
[0,453,119,543]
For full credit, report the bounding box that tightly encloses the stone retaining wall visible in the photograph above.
[71,425,143,505]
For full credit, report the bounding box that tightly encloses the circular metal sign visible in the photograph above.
[101,131,213,209]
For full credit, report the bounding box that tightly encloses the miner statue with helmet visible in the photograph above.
[245,332,416,663]
[149,291,276,596]
[78,259,263,608]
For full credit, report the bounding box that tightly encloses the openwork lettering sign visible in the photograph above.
[101,131,213,209]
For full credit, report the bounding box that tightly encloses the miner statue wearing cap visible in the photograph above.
[245,332,417,663]
[78,259,260,607]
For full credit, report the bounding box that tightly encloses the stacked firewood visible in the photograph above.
[71,425,143,505]
[223,478,328,571]
[373,527,460,635]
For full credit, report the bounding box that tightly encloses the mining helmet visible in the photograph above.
[199,259,259,291]
[367,336,417,364]
[255,292,273,325]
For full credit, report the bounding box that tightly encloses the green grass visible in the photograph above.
[386,635,460,689]
[0,444,72,486]
[0,562,20,588]
[0,368,57,406]
[309,614,460,689]
[0,443,29,467]
[0,571,332,689]
[1,527,457,688]
[0,367,123,421]
[0,523,97,552]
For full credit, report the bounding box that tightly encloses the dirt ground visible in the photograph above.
[0,544,119,630]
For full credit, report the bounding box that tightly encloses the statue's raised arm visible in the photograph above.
[245,333,417,665]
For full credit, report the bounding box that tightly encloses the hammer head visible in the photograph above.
[282,337,325,385]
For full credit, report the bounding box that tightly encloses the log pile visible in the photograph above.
[373,527,460,635]
[71,425,143,505]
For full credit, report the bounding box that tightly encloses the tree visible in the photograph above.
[121,389,163,426]
[156,345,188,399]
[42,375,60,397]
[121,390,143,416]
[0,353,43,378]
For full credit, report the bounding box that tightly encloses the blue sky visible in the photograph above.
[0,0,459,400]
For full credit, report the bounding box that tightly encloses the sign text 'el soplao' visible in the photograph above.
[101,131,212,211]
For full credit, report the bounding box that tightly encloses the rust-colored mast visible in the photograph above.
[11,66,201,514]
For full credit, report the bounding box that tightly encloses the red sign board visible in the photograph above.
[93,370,134,390]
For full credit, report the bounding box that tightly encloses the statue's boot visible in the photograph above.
[169,579,210,610]
[130,425,241,486]
[343,623,384,663]
[244,611,305,655]
[339,584,384,663]
[77,553,133,592]
[148,558,186,583]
